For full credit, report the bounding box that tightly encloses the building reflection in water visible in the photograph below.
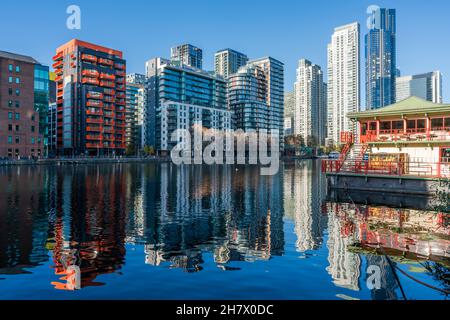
[142,164,285,271]
[325,201,450,299]
[0,162,448,298]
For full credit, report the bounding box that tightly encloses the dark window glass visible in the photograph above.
[445,118,450,128]
[417,119,426,129]
[381,121,391,130]
[431,118,444,130]
[15,89,20,96]
[393,121,404,130]
[407,120,416,129]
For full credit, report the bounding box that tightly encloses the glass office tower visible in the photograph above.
[365,8,396,110]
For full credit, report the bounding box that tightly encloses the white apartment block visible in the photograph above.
[327,22,360,145]
[294,59,327,145]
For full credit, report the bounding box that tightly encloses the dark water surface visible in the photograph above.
[0,161,448,300]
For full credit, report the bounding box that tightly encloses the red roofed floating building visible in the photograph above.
[52,39,126,156]
[323,96,450,194]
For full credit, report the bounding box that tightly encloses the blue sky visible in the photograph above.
[1,0,449,102]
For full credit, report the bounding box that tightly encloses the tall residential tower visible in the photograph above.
[215,49,248,78]
[294,59,327,146]
[52,39,127,156]
[327,22,360,145]
[170,44,203,69]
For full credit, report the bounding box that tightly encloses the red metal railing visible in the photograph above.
[360,130,450,143]
[322,159,445,178]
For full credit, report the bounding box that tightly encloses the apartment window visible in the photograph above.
[8,88,13,95]
[15,125,20,132]
[8,64,13,72]
[8,100,13,107]
[31,137,35,145]
[16,66,20,73]
[15,101,20,108]
[7,149,12,157]
[7,136,12,144]
[15,137,20,144]
[8,112,13,120]
[8,76,13,83]
[15,113,20,120]
[8,124,12,131]
[31,115,35,121]
[15,78,20,84]
[15,89,20,96]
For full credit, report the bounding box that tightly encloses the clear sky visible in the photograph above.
[1,0,449,103]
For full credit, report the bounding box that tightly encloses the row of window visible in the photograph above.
[7,100,20,108]
[5,124,36,132]
[8,64,21,73]
[8,76,20,84]
[7,136,41,144]
[8,88,21,96]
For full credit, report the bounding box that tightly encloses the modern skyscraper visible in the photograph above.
[284,91,295,136]
[294,59,327,146]
[127,73,147,152]
[52,39,127,156]
[247,57,285,145]
[396,71,443,103]
[215,49,248,78]
[0,51,45,158]
[366,8,396,110]
[228,64,268,131]
[146,57,231,154]
[327,22,361,145]
[170,44,203,69]
[125,82,145,154]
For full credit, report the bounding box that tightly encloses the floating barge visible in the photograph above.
[323,97,450,196]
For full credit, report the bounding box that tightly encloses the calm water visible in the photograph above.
[0,161,448,300]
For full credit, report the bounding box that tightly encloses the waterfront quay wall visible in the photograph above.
[0,157,172,166]
[326,173,450,196]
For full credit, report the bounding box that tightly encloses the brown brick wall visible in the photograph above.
[0,57,42,158]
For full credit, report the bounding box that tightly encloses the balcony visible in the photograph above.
[86,143,103,148]
[100,80,115,88]
[86,126,103,132]
[82,54,98,63]
[116,85,125,92]
[53,52,63,61]
[82,77,100,85]
[86,118,103,124]
[86,135,102,141]
[52,60,63,69]
[86,100,103,107]
[86,109,103,116]
[99,58,114,66]
[115,63,126,70]
[115,99,126,106]
[82,69,99,78]
[116,92,126,99]
[100,73,115,81]
[87,92,104,99]
[115,70,126,76]
[104,89,115,96]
